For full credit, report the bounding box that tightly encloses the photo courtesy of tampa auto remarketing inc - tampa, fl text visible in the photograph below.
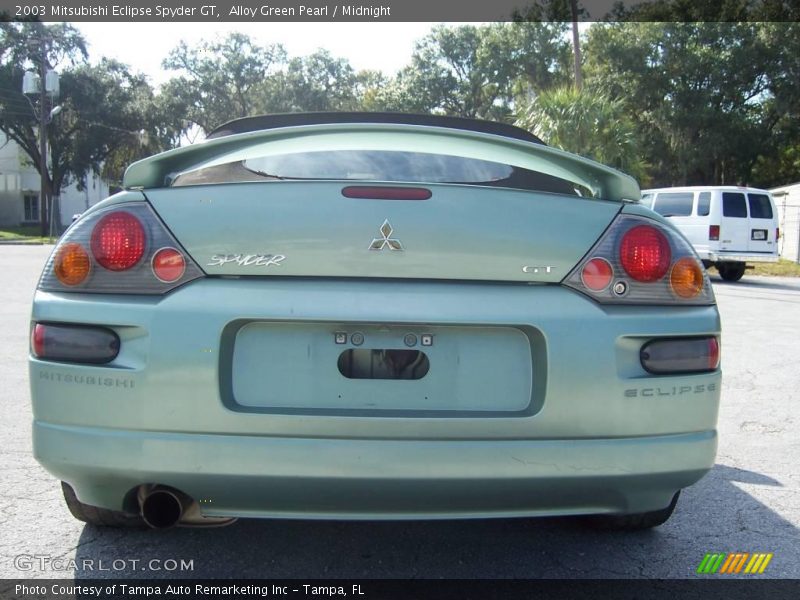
[0,0,798,598]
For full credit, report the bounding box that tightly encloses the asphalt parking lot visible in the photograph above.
[0,245,797,579]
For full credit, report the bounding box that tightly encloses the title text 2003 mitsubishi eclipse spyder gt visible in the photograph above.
[30,113,721,530]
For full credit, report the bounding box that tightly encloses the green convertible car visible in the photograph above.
[30,113,721,530]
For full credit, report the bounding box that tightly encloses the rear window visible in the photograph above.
[748,194,773,219]
[169,150,589,196]
[653,192,694,217]
[722,192,747,218]
[697,192,711,216]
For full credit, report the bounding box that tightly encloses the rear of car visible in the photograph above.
[30,114,721,530]
[642,186,779,281]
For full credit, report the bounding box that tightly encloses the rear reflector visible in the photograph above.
[31,323,120,364]
[709,225,720,241]
[640,337,720,374]
[342,186,432,200]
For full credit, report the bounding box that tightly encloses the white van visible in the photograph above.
[641,186,779,281]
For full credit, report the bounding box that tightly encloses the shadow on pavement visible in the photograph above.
[71,463,797,579]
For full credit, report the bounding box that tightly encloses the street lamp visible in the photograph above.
[22,61,60,237]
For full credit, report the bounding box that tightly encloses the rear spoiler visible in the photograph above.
[123,122,640,203]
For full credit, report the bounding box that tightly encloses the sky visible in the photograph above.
[74,22,445,86]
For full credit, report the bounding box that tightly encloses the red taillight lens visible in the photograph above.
[707,337,720,370]
[151,247,186,283]
[709,225,720,241]
[581,257,613,291]
[640,337,719,374]
[31,323,46,357]
[342,186,432,200]
[619,225,671,282]
[30,323,119,364]
[91,211,146,271]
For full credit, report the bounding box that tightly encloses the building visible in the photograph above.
[770,182,800,263]
[0,132,110,231]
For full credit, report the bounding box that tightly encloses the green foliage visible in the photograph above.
[4,20,800,212]
[161,33,287,132]
[376,23,570,119]
[0,23,165,197]
[516,86,649,182]
[584,22,800,188]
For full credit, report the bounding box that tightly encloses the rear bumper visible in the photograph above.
[30,278,722,518]
[704,252,779,263]
[35,421,716,519]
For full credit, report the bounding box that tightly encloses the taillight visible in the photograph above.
[38,202,203,295]
[342,186,432,200]
[709,225,720,241]
[670,257,704,298]
[91,211,146,271]
[53,243,91,286]
[776,227,780,241]
[564,214,715,305]
[619,225,671,282]
[151,247,186,283]
[640,337,720,374]
[581,257,613,291]
[30,323,120,364]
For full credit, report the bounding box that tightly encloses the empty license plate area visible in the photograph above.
[751,229,767,240]
[229,322,533,413]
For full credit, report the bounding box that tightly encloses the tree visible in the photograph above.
[162,33,287,133]
[516,86,648,182]
[584,22,800,187]
[0,23,162,229]
[383,23,570,120]
[267,50,360,112]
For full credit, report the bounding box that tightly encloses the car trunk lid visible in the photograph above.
[144,181,621,283]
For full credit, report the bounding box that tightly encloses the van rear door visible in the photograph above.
[720,192,749,252]
[746,192,777,254]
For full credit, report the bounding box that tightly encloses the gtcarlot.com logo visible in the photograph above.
[697,552,773,575]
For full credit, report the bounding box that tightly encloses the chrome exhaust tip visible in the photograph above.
[140,488,186,530]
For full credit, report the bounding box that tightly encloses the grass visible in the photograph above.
[749,259,800,277]
[0,226,53,244]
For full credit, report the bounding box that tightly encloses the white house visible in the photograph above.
[769,182,800,263]
[0,132,110,230]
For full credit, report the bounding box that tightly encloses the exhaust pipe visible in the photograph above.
[140,487,189,529]
[136,485,237,529]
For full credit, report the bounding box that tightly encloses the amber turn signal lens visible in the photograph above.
[54,243,90,286]
[670,257,704,298]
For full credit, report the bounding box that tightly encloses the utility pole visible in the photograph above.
[570,0,583,91]
[38,36,49,237]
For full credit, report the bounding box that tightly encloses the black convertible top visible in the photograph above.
[206,112,544,145]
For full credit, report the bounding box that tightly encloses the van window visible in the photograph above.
[748,194,773,219]
[697,192,711,216]
[722,192,747,218]
[653,192,693,217]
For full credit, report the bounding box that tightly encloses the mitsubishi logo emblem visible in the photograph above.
[369,220,403,251]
